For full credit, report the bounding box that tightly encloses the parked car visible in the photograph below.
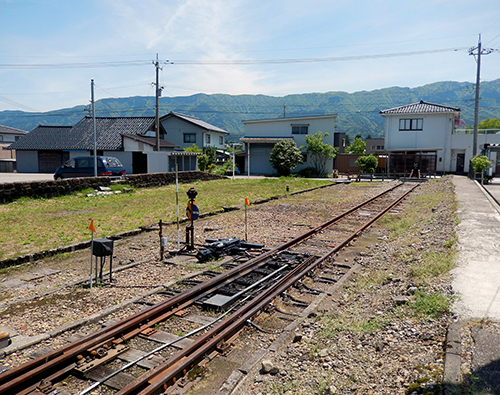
[54,156,126,180]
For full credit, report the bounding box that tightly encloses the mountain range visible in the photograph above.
[1,79,499,140]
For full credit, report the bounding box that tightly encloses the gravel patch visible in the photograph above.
[0,179,456,395]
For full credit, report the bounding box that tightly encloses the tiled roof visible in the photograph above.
[8,125,73,150]
[9,117,155,151]
[0,125,28,135]
[71,117,155,150]
[164,112,229,134]
[380,100,460,116]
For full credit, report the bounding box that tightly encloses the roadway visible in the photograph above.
[0,173,54,183]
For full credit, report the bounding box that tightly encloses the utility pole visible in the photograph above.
[469,35,493,158]
[153,54,163,152]
[91,79,97,177]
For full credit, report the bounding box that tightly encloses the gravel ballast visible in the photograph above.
[0,178,456,394]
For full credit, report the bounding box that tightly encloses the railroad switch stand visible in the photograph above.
[92,238,114,285]
[184,187,199,251]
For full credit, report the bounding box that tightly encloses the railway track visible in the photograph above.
[0,181,418,395]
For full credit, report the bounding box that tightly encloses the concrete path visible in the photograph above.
[445,176,500,393]
[452,176,500,319]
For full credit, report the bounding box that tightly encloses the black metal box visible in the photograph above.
[92,238,114,257]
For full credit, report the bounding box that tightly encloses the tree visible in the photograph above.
[471,155,492,173]
[204,146,217,166]
[346,136,366,155]
[269,140,303,176]
[301,131,338,176]
[471,155,492,184]
[197,154,210,171]
[184,144,202,153]
[355,154,378,180]
[478,118,500,130]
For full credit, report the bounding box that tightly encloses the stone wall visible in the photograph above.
[124,171,225,188]
[0,171,226,203]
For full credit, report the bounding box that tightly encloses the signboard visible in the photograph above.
[186,202,199,220]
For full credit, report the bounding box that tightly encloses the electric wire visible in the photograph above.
[0,47,468,69]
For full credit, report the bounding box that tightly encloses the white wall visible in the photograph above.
[451,133,500,173]
[384,114,450,151]
[147,152,170,173]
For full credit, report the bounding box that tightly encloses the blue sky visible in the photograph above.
[1,0,499,112]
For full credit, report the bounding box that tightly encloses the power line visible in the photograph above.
[0,60,151,69]
[0,47,468,70]
[173,47,469,65]
[0,95,39,112]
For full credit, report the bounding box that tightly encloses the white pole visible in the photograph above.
[89,231,94,289]
[175,162,180,249]
[232,143,235,180]
[245,204,248,241]
[247,143,250,177]
[91,80,97,177]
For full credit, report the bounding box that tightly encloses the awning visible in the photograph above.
[385,148,441,153]
[170,151,201,156]
[240,136,293,144]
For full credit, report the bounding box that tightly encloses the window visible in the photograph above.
[399,118,423,131]
[0,135,3,142]
[206,134,211,144]
[219,136,223,145]
[292,125,309,135]
[302,153,308,163]
[184,133,196,143]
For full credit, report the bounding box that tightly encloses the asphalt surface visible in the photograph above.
[0,173,54,183]
[445,176,500,394]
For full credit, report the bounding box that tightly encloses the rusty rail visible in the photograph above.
[0,181,415,395]
[117,182,418,395]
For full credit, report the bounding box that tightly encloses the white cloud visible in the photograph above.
[0,0,499,112]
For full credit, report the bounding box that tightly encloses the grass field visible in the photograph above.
[0,177,332,260]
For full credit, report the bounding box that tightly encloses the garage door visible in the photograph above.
[38,151,69,173]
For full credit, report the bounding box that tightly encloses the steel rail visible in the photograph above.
[117,183,419,395]
[0,182,408,394]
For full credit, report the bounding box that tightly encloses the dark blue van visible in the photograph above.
[54,156,126,180]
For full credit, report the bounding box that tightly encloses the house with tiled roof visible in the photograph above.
[240,115,343,175]
[9,112,229,174]
[379,100,500,175]
[0,125,28,172]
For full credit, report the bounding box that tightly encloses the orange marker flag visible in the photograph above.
[245,198,250,206]
[88,219,97,233]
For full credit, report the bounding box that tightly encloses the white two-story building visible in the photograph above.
[380,100,500,175]
[240,114,343,175]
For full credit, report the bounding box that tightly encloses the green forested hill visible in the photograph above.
[2,79,499,140]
